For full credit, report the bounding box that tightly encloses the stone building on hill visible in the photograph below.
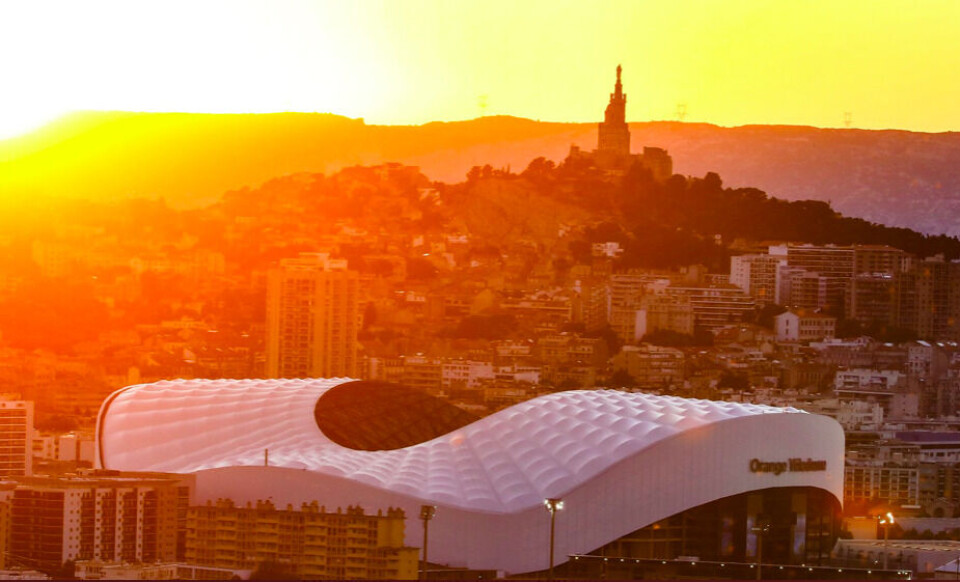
[567,65,673,180]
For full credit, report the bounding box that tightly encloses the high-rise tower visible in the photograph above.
[0,399,32,477]
[597,64,631,158]
[266,253,359,379]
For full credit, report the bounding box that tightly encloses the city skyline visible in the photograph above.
[2,0,960,140]
[4,4,960,576]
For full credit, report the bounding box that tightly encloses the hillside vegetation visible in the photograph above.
[3,112,959,235]
[451,158,960,272]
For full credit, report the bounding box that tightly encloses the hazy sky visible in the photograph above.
[1,0,958,139]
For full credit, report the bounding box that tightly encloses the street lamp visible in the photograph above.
[750,523,770,581]
[544,498,565,579]
[879,512,894,570]
[420,505,436,580]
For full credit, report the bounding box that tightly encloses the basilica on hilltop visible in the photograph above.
[567,65,673,181]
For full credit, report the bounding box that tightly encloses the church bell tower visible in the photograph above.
[597,65,631,158]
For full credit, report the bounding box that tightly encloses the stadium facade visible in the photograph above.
[97,378,843,575]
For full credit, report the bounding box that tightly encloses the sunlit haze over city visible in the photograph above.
[2,0,960,139]
[5,1,960,579]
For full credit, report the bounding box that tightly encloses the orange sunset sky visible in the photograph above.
[1,0,958,140]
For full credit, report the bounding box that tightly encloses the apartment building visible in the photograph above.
[729,253,783,304]
[609,344,685,387]
[266,253,359,379]
[184,500,417,580]
[844,440,920,507]
[9,472,192,572]
[0,398,32,478]
[665,285,755,331]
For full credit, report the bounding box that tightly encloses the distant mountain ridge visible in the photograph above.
[2,111,960,235]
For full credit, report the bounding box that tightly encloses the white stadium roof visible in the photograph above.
[97,378,844,574]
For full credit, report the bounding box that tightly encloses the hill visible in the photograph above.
[2,112,960,234]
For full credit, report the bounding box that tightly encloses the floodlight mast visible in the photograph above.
[419,505,436,580]
[879,512,895,570]
[750,522,770,581]
[545,498,564,579]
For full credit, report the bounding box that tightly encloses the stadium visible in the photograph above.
[97,378,844,576]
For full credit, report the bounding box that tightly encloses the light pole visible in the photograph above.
[544,498,564,579]
[879,512,894,570]
[420,505,436,580]
[750,523,770,581]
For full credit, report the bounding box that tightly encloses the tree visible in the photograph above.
[560,322,587,334]
[558,377,582,390]
[250,561,299,580]
[362,303,377,329]
[450,314,517,340]
[702,171,723,192]
[521,156,556,188]
[585,222,627,244]
[717,371,749,391]
[406,257,438,280]
[35,414,79,433]
[757,304,788,329]
[836,318,864,339]
[641,329,700,347]
[568,240,592,265]
[52,560,76,580]
[585,325,623,356]
[610,369,637,388]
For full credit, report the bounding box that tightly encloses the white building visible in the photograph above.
[802,398,885,431]
[730,253,783,304]
[75,561,179,580]
[833,369,916,419]
[835,369,903,392]
[74,561,249,580]
[441,360,495,389]
[836,539,960,577]
[775,309,836,342]
[98,378,845,576]
[33,432,96,464]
